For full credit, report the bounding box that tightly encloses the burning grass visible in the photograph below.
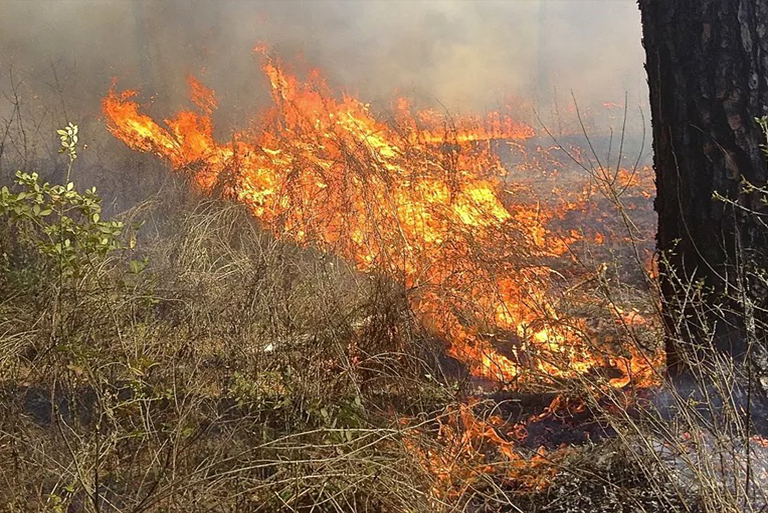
[102,49,662,392]
[2,49,767,512]
[0,187,667,512]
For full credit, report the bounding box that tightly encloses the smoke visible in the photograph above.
[1,0,647,122]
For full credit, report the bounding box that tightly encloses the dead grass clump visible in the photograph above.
[0,189,447,512]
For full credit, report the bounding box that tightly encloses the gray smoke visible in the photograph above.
[0,0,647,124]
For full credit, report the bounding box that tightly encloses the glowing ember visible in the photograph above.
[103,49,660,389]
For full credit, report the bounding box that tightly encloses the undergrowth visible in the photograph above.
[0,114,766,513]
[0,127,450,512]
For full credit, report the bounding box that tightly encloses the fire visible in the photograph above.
[103,49,660,390]
[393,97,536,145]
[187,74,218,115]
[405,400,563,500]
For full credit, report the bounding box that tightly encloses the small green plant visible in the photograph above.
[756,115,768,143]
[0,124,125,287]
[57,122,79,171]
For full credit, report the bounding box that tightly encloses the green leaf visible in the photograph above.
[32,204,40,215]
[66,182,74,191]
[129,259,147,274]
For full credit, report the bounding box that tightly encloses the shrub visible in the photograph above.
[0,124,126,299]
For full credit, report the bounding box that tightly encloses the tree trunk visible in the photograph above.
[639,1,768,373]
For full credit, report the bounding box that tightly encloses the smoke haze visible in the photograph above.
[1,0,647,120]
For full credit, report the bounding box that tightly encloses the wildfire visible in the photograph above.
[405,400,563,500]
[187,74,218,115]
[102,49,661,390]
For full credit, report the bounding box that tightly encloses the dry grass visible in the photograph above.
[2,84,767,513]
[0,190,450,512]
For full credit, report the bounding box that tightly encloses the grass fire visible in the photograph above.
[2,2,768,512]
[102,49,660,391]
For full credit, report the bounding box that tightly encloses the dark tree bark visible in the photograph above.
[639,1,768,374]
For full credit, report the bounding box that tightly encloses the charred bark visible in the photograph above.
[639,1,768,375]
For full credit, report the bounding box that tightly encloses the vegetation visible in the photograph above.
[2,2,768,511]
[0,127,453,512]
[0,113,764,512]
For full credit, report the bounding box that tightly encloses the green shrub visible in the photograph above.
[0,124,126,296]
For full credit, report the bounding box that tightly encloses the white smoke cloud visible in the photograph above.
[0,0,646,114]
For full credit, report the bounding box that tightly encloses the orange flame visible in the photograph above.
[187,74,218,115]
[103,51,660,389]
[404,400,568,500]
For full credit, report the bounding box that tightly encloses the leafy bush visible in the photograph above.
[0,124,126,298]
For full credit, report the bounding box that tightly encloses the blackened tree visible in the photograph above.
[638,1,768,377]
